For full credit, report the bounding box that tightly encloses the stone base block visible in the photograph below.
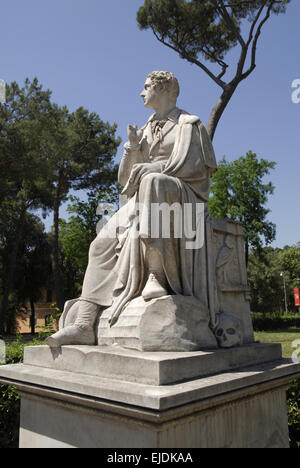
[23,342,282,386]
[0,357,299,448]
[0,340,299,448]
[18,383,290,448]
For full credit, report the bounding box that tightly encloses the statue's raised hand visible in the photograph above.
[127,125,140,147]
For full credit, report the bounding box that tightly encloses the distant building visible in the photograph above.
[16,288,58,334]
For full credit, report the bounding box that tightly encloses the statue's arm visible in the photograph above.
[118,144,144,187]
[118,125,145,187]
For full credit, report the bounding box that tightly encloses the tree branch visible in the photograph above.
[202,45,229,74]
[217,66,228,80]
[229,1,266,81]
[245,1,267,48]
[212,0,246,49]
[182,29,229,78]
[241,1,274,80]
[152,28,227,90]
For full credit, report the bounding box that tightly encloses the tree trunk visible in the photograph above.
[245,241,249,268]
[0,204,27,334]
[51,189,65,314]
[207,84,237,141]
[30,297,36,335]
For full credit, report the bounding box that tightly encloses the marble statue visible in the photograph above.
[1,72,294,451]
[46,71,252,351]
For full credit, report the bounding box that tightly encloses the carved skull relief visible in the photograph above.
[215,312,243,348]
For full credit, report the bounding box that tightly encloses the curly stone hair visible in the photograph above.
[147,71,180,99]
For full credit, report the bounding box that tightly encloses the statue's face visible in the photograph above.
[140,78,161,109]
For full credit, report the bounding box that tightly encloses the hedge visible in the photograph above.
[252,313,300,332]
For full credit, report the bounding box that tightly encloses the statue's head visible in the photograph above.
[147,71,180,99]
[141,71,180,110]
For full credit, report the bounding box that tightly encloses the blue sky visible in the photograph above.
[0,0,299,248]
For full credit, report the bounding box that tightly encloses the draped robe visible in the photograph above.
[81,107,217,324]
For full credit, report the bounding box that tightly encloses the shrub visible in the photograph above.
[0,337,23,448]
[0,383,20,449]
[287,380,300,449]
[0,336,44,449]
[252,313,300,332]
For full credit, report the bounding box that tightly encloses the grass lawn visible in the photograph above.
[255,328,300,358]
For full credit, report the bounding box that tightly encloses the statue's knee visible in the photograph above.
[140,172,164,188]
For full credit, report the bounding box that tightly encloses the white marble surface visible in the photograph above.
[22,343,282,386]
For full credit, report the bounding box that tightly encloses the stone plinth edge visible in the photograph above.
[22,342,282,386]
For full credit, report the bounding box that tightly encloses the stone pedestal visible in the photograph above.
[0,344,299,448]
[98,295,218,351]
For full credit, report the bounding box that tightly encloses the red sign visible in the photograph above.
[294,288,300,307]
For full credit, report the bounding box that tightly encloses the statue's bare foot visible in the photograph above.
[142,273,168,301]
[45,325,96,348]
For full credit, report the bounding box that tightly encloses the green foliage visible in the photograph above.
[0,78,55,332]
[59,185,121,299]
[248,247,284,314]
[209,151,276,261]
[0,335,44,448]
[40,97,121,313]
[36,309,60,340]
[254,330,300,447]
[0,383,20,449]
[0,210,52,333]
[0,77,121,328]
[0,78,53,209]
[12,214,52,302]
[42,104,120,196]
[138,0,238,64]
[60,186,120,270]
[137,0,289,73]
[0,348,21,449]
[137,1,290,139]
[252,314,300,331]
[248,243,300,315]
[280,244,300,283]
[4,335,25,364]
[287,380,300,449]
